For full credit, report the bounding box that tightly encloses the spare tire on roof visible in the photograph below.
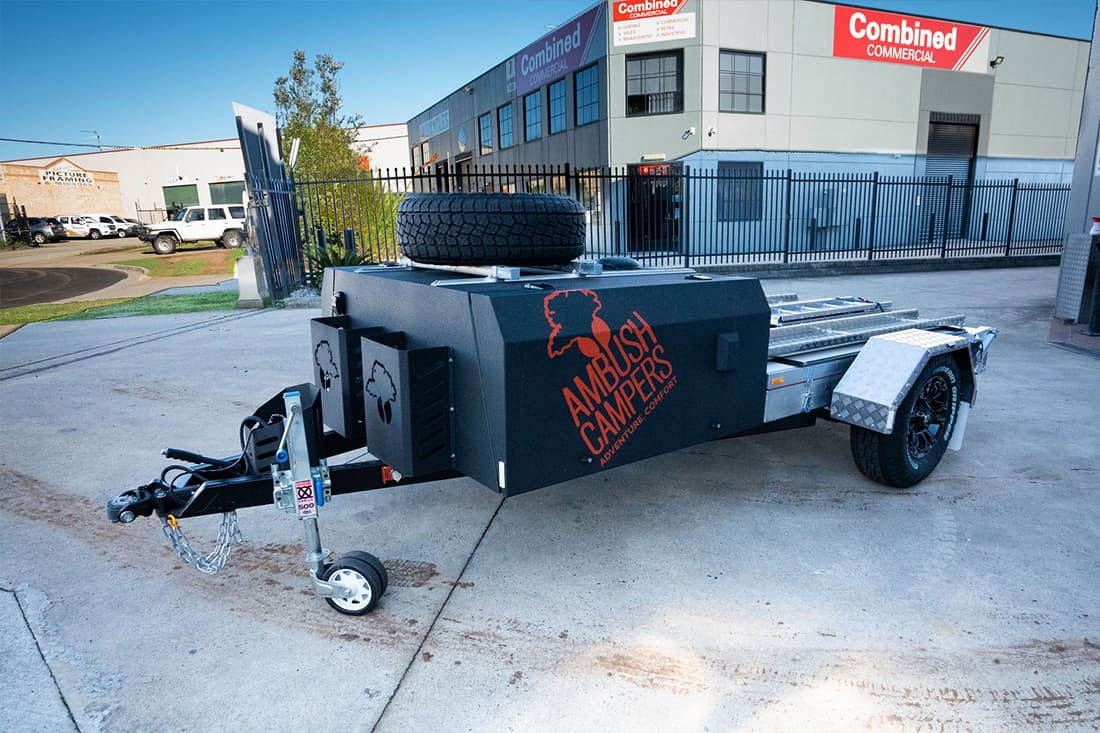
[396,192,586,266]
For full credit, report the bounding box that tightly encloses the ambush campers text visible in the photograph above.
[848,11,959,62]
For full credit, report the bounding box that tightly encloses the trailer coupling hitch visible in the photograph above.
[106,479,187,524]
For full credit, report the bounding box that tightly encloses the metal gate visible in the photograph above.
[627,162,682,253]
[234,102,305,300]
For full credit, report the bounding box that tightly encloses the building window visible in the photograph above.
[478,113,493,155]
[498,104,514,149]
[209,180,245,205]
[719,51,765,114]
[549,79,567,134]
[524,90,543,141]
[717,162,763,222]
[412,145,421,169]
[626,51,683,116]
[575,64,599,126]
[162,184,199,210]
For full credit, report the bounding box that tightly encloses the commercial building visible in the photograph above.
[410,0,1087,179]
[407,1,1087,257]
[1,123,409,222]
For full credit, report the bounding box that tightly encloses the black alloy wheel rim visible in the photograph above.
[907,373,951,461]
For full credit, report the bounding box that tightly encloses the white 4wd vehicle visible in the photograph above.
[141,204,247,254]
[57,215,113,239]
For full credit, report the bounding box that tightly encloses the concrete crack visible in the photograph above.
[3,588,80,732]
[369,495,507,733]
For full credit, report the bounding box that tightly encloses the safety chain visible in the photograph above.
[160,511,242,575]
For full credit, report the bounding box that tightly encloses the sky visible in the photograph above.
[0,0,1095,162]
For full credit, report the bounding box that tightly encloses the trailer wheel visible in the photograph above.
[396,193,585,265]
[323,555,384,615]
[850,354,961,488]
[339,550,388,593]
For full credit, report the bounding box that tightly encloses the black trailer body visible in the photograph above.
[106,226,995,616]
[318,266,771,496]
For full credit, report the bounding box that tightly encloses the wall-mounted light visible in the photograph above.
[707,127,716,137]
[990,56,1005,69]
[681,126,696,140]
[463,84,473,94]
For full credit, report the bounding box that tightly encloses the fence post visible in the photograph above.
[868,172,879,260]
[783,169,792,264]
[1005,178,1019,256]
[941,175,952,258]
[344,228,356,254]
[564,162,573,199]
[316,227,327,251]
[681,164,690,268]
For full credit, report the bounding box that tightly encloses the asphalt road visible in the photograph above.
[0,267,126,308]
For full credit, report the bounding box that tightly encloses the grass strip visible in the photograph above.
[0,298,133,325]
[57,291,239,320]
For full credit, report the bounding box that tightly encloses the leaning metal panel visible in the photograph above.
[829,329,969,434]
[768,311,967,357]
[1055,233,1092,320]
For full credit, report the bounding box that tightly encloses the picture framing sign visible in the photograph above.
[40,167,94,187]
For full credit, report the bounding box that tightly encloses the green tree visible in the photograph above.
[274,51,404,278]
[274,51,363,177]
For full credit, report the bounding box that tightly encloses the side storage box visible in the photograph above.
[310,316,383,442]
[360,331,454,476]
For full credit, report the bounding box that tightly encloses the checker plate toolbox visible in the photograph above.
[106,258,996,615]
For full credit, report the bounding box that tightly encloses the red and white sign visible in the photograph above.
[833,5,990,73]
[613,0,695,47]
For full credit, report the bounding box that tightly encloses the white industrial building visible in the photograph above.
[1,123,409,221]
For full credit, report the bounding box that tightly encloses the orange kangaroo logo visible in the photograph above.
[544,290,612,359]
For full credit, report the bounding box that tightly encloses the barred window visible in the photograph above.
[549,79,567,134]
[717,162,763,222]
[719,50,765,114]
[626,51,683,116]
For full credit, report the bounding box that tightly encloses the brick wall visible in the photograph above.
[0,158,124,217]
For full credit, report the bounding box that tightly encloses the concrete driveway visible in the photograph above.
[0,266,1097,732]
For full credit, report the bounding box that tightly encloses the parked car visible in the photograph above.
[104,215,140,237]
[57,215,113,239]
[3,217,66,245]
[124,218,148,237]
[139,204,247,254]
[82,214,119,238]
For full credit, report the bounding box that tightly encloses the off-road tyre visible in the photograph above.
[152,233,178,255]
[220,229,242,249]
[397,193,585,266]
[850,354,961,488]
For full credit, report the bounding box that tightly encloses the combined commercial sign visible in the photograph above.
[833,5,990,73]
[515,4,603,96]
[613,0,696,47]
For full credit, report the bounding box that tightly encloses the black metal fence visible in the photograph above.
[294,164,1068,272]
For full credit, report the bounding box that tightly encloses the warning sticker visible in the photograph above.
[295,479,317,518]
